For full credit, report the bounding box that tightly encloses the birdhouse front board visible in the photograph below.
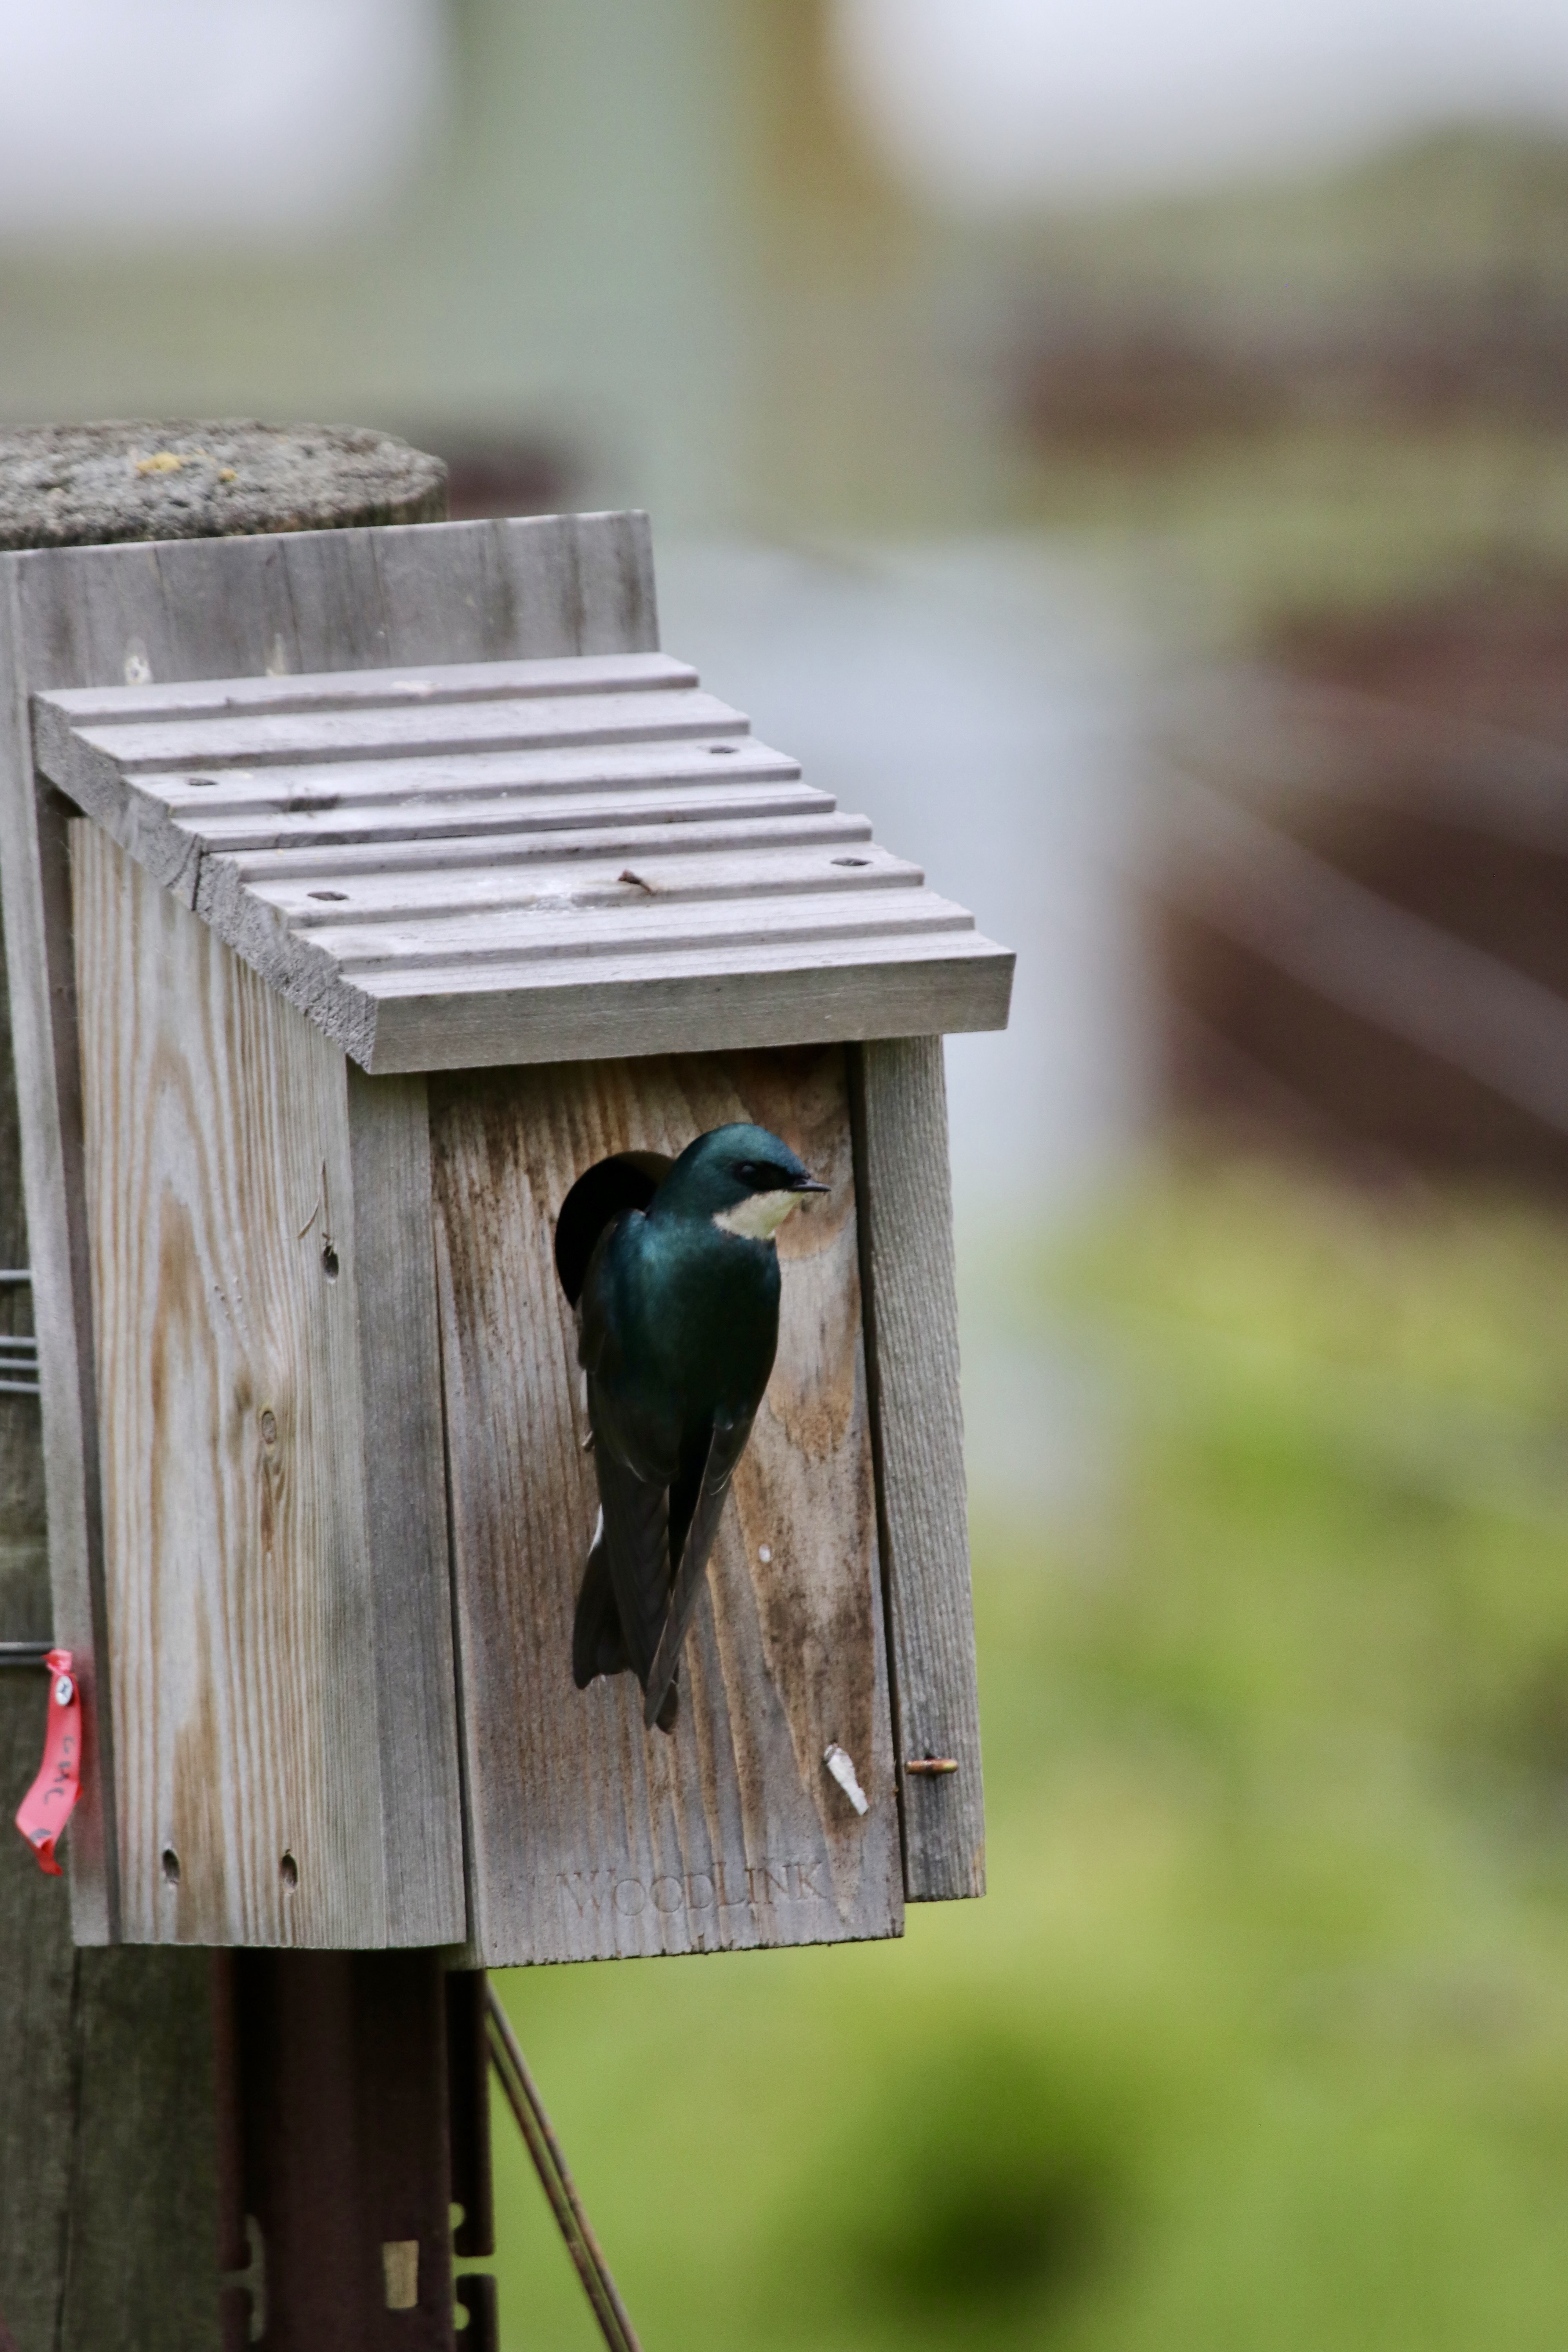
[0,512,1012,1961]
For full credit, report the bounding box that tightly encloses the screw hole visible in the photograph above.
[321,1243,339,1281]
[279,1851,298,1892]
[308,889,348,902]
[831,856,871,867]
[161,1847,181,1886]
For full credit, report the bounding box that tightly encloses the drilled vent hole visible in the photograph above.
[280,1851,298,1892]
[321,1244,340,1281]
[308,890,348,902]
[707,744,738,755]
[832,857,871,867]
[161,1846,181,1886]
[187,775,220,788]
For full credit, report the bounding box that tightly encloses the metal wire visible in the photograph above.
[0,1274,38,1392]
[484,1983,644,2352]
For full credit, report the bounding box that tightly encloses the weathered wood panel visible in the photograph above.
[73,826,463,1947]
[0,508,654,1937]
[44,648,693,728]
[0,430,446,2349]
[0,582,118,1943]
[35,648,1014,1079]
[431,1045,903,1964]
[344,1063,465,1943]
[372,937,1009,1077]
[851,1036,985,1902]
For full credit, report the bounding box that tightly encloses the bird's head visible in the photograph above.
[655,1122,829,1241]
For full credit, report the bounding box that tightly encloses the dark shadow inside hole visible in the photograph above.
[554,1150,674,1307]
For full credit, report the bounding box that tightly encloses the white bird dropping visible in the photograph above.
[823,1743,870,1815]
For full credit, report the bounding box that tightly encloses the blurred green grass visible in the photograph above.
[485,1157,1568,2349]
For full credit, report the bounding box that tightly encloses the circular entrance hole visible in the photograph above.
[554,1150,674,1306]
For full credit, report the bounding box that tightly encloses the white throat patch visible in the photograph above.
[712,1190,802,1241]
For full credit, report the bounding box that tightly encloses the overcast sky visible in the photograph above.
[833,0,1568,210]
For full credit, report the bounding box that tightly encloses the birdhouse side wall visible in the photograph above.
[850,1036,985,1901]
[72,827,465,1947]
[430,1044,904,1965]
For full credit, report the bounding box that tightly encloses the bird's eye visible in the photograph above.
[733,1161,762,1185]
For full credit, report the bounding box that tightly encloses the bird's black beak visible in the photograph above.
[791,1174,830,1194]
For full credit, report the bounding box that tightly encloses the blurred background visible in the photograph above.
[11,0,1568,2342]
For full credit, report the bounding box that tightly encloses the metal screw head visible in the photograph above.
[53,1673,74,1707]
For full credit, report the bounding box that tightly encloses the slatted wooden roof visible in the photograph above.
[34,649,1012,1072]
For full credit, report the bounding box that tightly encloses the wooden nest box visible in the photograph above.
[0,512,1012,1964]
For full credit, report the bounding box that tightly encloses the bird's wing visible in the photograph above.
[588,1378,671,1688]
[642,1411,754,1731]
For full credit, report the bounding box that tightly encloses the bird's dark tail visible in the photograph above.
[572,1515,680,1730]
[572,1515,628,1687]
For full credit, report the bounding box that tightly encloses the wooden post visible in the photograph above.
[0,424,445,2352]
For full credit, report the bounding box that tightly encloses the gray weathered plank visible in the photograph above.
[44,648,694,728]
[430,1045,903,1965]
[15,511,655,702]
[850,1036,985,1902]
[229,807,869,880]
[248,840,920,926]
[0,508,657,1938]
[320,886,959,968]
[73,826,463,1947]
[364,932,1012,1074]
[61,686,746,773]
[69,744,807,831]
[0,576,118,1943]
[344,1063,466,1946]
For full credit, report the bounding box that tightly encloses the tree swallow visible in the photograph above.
[570,1123,829,1732]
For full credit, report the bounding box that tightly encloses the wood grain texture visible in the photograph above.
[73,827,463,1947]
[59,685,744,771]
[35,646,1014,1076]
[430,1045,903,1965]
[369,937,1009,1075]
[850,1037,985,1902]
[0,508,653,1937]
[344,1062,465,1940]
[0,578,118,1942]
[44,648,693,726]
[0,434,469,2349]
